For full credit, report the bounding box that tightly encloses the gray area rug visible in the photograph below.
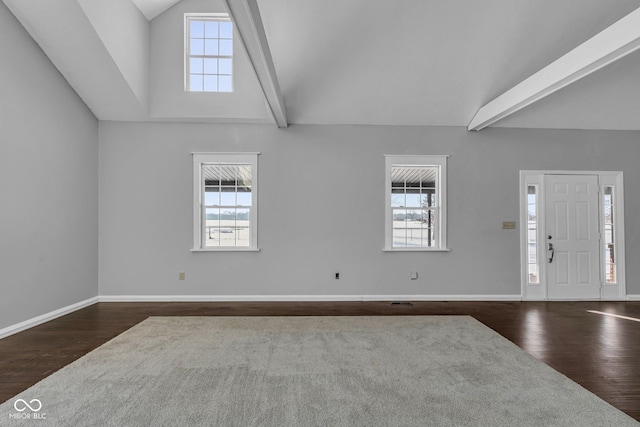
[1,316,637,426]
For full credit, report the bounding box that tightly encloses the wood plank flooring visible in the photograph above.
[1,301,640,421]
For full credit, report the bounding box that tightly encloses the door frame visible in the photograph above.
[519,170,626,301]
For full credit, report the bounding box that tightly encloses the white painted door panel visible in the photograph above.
[545,175,600,299]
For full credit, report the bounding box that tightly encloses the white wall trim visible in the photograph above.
[0,296,99,340]
[8,293,639,338]
[98,294,523,302]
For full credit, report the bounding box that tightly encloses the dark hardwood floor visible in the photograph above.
[1,301,640,420]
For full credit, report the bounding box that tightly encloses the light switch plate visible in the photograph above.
[502,221,516,229]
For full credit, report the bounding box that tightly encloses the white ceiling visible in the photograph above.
[130,0,180,20]
[4,0,640,130]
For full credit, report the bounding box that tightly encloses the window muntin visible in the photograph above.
[186,15,233,92]
[385,155,448,251]
[193,153,258,251]
[604,185,616,283]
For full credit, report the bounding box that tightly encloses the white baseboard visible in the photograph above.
[98,294,523,302]
[0,296,99,339]
[12,293,638,338]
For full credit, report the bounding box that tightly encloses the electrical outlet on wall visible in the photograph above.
[410,272,418,280]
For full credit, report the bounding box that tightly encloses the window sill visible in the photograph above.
[383,248,451,252]
[191,248,261,252]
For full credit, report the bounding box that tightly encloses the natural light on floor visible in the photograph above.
[587,310,640,323]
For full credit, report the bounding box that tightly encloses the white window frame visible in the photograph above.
[192,152,259,252]
[184,13,234,93]
[384,155,449,251]
[519,170,626,300]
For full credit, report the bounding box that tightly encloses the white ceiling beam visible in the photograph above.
[223,0,288,128]
[468,7,640,131]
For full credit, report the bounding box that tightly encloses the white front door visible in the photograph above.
[545,174,601,299]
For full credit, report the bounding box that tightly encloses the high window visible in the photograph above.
[185,14,233,92]
[192,153,258,251]
[384,155,448,251]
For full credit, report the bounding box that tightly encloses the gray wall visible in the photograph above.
[0,3,98,330]
[149,0,270,122]
[98,122,640,298]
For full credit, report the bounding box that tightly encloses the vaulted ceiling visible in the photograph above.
[4,0,640,130]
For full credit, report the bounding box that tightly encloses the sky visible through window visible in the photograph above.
[189,18,233,92]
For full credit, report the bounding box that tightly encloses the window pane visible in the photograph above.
[190,20,205,38]
[205,208,220,247]
[219,209,236,246]
[237,165,252,186]
[204,39,219,56]
[190,39,204,56]
[204,187,220,206]
[604,227,613,245]
[218,76,233,92]
[220,188,236,205]
[392,209,407,247]
[204,58,218,75]
[391,193,404,207]
[220,21,233,38]
[235,208,250,247]
[219,39,233,56]
[237,190,252,206]
[203,75,218,92]
[420,209,436,247]
[403,209,424,247]
[528,264,539,284]
[190,74,203,91]
[421,192,436,208]
[222,165,238,185]
[203,165,220,185]
[405,192,421,207]
[190,58,203,74]
[204,21,219,38]
[219,58,232,75]
[528,243,537,264]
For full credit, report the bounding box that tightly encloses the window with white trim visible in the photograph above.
[192,153,258,251]
[385,155,448,251]
[185,14,233,92]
